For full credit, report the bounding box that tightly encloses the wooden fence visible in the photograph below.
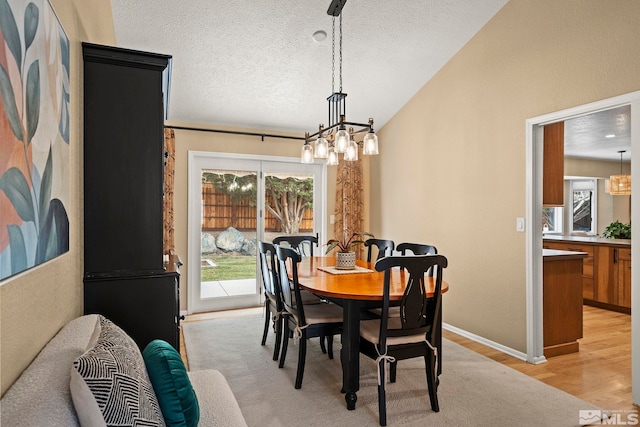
[201,183,313,231]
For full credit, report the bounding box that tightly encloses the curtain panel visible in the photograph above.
[163,128,176,255]
[334,157,365,259]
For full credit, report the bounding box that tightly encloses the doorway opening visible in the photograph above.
[526,90,640,403]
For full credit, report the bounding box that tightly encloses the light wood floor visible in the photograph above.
[181,305,635,410]
[445,305,635,411]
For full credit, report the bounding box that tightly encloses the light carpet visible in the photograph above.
[183,316,598,426]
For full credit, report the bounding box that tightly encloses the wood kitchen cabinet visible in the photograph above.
[543,121,564,207]
[617,248,631,309]
[544,237,630,314]
[595,246,616,305]
[543,250,585,357]
[543,241,594,300]
[595,246,631,312]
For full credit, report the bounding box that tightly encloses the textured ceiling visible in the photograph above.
[110,0,508,134]
[110,0,629,160]
[564,105,631,162]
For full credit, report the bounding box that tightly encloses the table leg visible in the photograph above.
[341,300,361,410]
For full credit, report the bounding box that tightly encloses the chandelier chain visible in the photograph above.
[331,17,335,94]
[339,13,343,92]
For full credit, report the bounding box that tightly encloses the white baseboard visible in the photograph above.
[443,322,529,362]
[180,310,188,318]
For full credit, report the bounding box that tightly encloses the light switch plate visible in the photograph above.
[516,217,525,232]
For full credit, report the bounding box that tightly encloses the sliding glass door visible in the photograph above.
[188,152,325,313]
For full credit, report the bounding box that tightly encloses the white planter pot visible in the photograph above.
[335,251,356,270]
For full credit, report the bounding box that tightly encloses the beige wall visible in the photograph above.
[0,0,116,396]
[372,0,640,352]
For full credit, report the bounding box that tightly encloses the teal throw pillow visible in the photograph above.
[143,339,200,427]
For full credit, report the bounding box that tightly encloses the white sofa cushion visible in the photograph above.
[188,370,247,427]
[0,315,99,427]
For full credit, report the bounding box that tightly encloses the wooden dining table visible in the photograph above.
[295,256,449,411]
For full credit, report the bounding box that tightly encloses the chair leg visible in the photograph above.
[279,321,289,368]
[261,300,270,346]
[425,354,440,412]
[327,335,334,359]
[273,315,282,361]
[319,335,327,354]
[378,359,387,426]
[390,360,397,383]
[295,333,307,389]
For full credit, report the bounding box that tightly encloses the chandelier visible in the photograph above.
[301,0,378,165]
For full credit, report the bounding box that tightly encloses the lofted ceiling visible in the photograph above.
[110,0,630,161]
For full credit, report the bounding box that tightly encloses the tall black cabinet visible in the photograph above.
[82,43,179,350]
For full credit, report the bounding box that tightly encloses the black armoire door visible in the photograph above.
[83,43,179,350]
[83,43,171,276]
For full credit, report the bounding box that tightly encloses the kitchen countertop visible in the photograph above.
[543,234,631,247]
[543,249,588,261]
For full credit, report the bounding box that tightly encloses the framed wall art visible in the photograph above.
[0,0,70,280]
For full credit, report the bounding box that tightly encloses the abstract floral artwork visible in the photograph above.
[0,0,70,280]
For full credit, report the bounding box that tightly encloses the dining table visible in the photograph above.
[295,256,449,411]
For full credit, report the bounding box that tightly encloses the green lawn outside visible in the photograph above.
[201,255,256,281]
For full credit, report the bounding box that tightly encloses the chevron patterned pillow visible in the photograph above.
[70,316,165,426]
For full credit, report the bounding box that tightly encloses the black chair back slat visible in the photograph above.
[364,238,395,262]
[275,245,305,325]
[396,242,437,256]
[396,243,438,276]
[258,241,278,299]
[272,234,318,257]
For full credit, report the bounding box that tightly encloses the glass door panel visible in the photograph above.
[200,169,258,298]
[263,173,316,244]
[189,156,262,313]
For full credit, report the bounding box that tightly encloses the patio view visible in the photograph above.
[200,169,315,298]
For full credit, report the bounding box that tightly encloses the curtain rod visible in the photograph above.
[166,125,305,141]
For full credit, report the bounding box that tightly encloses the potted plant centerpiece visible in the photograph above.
[325,231,374,270]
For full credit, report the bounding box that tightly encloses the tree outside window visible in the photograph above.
[202,172,313,234]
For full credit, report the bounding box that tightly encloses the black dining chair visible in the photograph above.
[272,234,318,257]
[272,235,329,352]
[359,254,448,426]
[258,241,285,361]
[396,242,438,276]
[275,245,343,389]
[396,242,437,256]
[364,238,395,262]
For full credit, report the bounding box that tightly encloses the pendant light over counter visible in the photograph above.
[609,150,631,196]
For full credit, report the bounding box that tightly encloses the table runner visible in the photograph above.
[316,265,374,275]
